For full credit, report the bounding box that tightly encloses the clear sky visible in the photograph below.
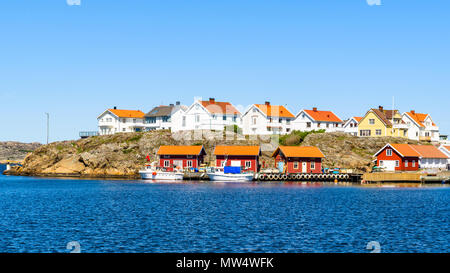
[1,0,449,143]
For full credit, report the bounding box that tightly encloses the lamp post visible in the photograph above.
[45,113,49,144]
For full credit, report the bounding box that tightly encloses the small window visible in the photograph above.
[376,129,382,136]
[245,161,251,168]
[310,161,315,170]
[286,119,291,125]
[395,161,399,167]
[386,149,392,156]
[187,160,193,168]
[223,115,227,121]
[182,116,186,127]
[412,160,415,167]
[405,160,408,167]
[306,122,311,128]
[317,123,321,128]
[293,162,299,169]
[164,160,170,167]
[369,119,375,125]
[252,117,257,125]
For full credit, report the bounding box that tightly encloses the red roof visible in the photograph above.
[255,104,295,118]
[272,146,325,158]
[406,111,436,127]
[214,146,261,156]
[376,143,447,159]
[157,145,205,155]
[410,145,448,159]
[388,144,421,157]
[353,117,363,123]
[304,109,343,123]
[200,100,240,115]
[109,109,145,118]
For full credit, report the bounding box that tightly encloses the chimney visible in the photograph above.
[114,106,117,109]
[176,101,180,105]
[411,110,415,114]
[313,107,317,112]
[265,101,270,106]
[378,106,383,111]
[209,98,215,104]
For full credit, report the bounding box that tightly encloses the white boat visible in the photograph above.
[139,164,184,180]
[206,167,254,182]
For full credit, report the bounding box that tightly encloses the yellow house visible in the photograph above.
[358,106,408,137]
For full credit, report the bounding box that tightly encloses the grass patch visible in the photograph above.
[279,130,326,146]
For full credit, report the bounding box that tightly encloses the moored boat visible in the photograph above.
[206,167,254,182]
[139,164,183,180]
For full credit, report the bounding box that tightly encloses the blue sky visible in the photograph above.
[1,0,449,143]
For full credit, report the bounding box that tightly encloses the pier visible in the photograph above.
[362,172,449,183]
[182,172,362,182]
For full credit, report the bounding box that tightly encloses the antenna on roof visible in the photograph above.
[392,96,395,135]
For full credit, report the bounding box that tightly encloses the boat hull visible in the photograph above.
[207,173,254,182]
[139,171,184,180]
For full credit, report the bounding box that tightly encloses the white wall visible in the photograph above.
[419,158,448,170]
[173,101,242,132]
[343,119,359,136]
[292,110,343,132]
[97,110,144,135]
[242,105,293,135]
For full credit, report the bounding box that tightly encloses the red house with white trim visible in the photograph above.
[157,145,206,171]
[272,146,325,174]
[374,143,420,171]
[214,146,261,172]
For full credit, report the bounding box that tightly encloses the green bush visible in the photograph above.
[279,130,325,146]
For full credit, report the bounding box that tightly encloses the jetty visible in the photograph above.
[362,172,449,183]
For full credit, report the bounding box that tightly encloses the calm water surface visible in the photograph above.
[0,173,448,253]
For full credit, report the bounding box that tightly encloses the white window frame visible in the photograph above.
[310,161,315,170]
[293,161,299,169]
[395,161,399,167]
[405,160,408,167]
[369,119,375,125]
[187,160,193,168]
[164,160,170,167]
[245,161,251,168]
[386,149,392,156]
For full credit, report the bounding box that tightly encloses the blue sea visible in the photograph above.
[0,172,448,253]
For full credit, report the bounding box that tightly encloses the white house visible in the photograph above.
[144,102,187,131]
[402,110,440,142]
[343,117,362,136]
[172,98,241,132]
[242,102,295,135]
[97,108,145,135]
[411,144,448,170]
[438,145,450,170]
[292,108,344,132]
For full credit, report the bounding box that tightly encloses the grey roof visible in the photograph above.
[145,105,187,117]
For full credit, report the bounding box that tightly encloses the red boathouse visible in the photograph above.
[374,143,420,171]
[214,146,261,172]
[157,145,206,171]
[272,146,325,174]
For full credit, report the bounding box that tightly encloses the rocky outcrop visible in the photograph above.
[6,130,277,178]
[5,130,424,177]
[0,141,41,162]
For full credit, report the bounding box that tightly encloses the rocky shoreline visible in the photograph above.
[3,130,425,178]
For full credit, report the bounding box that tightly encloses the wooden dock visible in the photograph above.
[362,172,449,183]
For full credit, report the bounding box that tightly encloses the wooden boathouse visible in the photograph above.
[272,146,325,174]
[157,145,206,171]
